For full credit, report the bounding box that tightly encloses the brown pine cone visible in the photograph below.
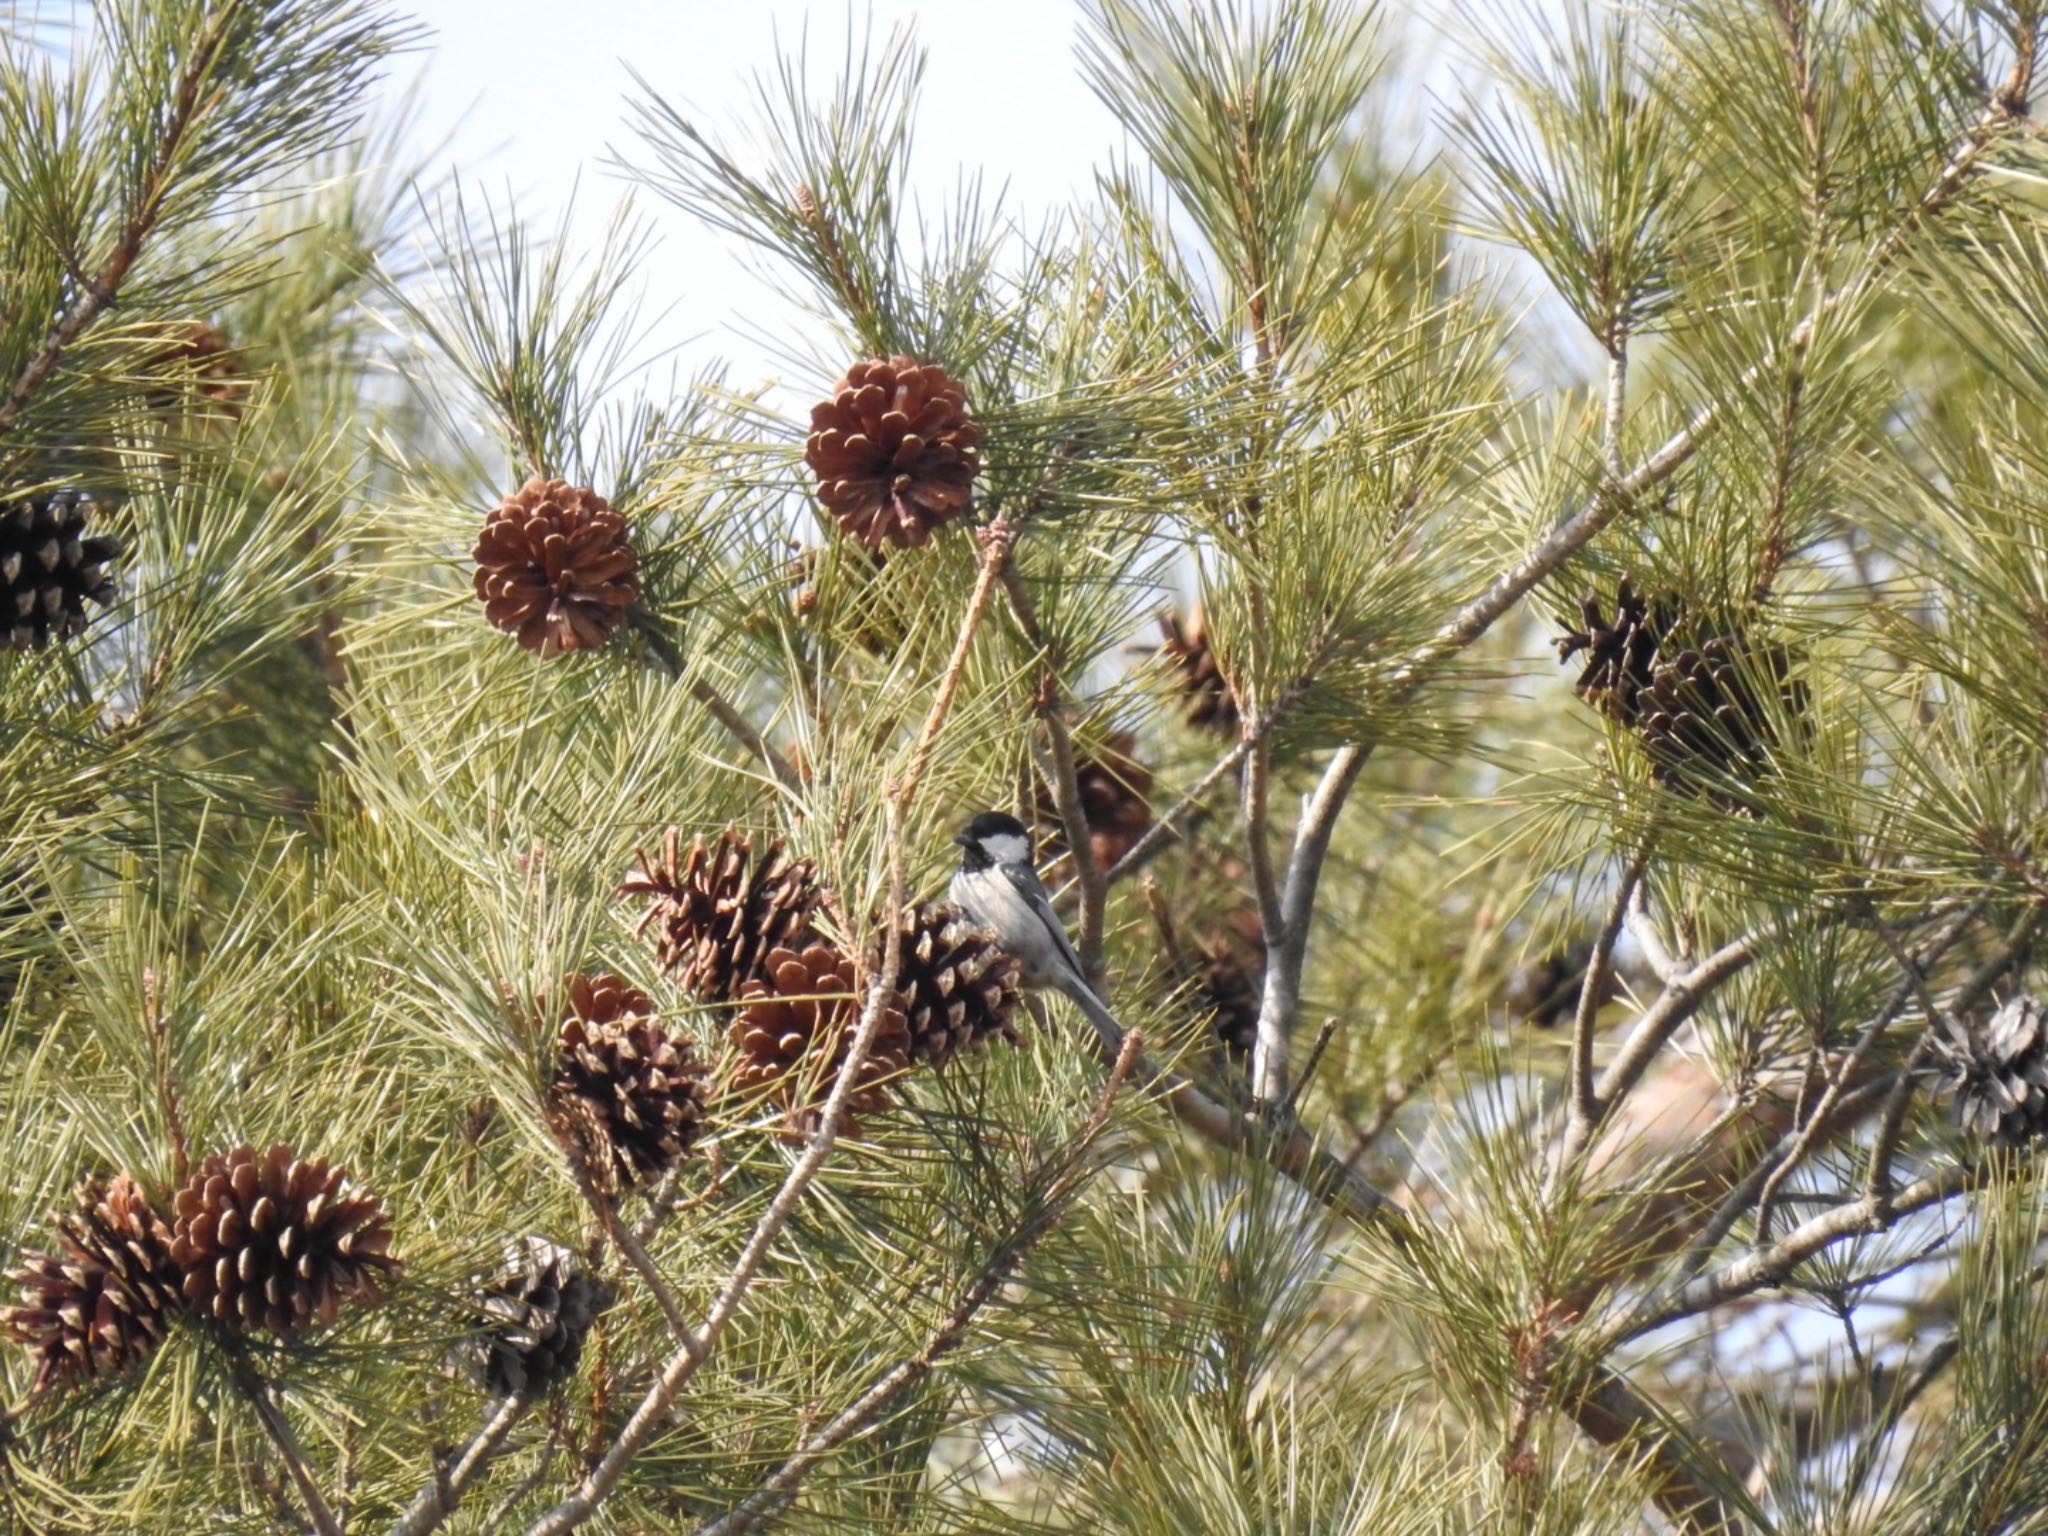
[1155,606,1238,734]
[1036,731,1154,872]
[470,1234,615,1399]
[1557,578,1802,791]
[147,321,247,418]
[1556,576,1667,728]
[877,904,1024,1067]
[550,972,710,1190]
[167,1145,399,1337]
[0,491,123,651]
[472,476,639,656]
[620,827,824,1001]
[2,1173,180,1396]
[803,357,981,550]
[1191,930,1262,1057]
[1636,629,1802,786]
[728,944,911,1138]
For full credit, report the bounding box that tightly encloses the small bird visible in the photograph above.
[950,810,1126,1051]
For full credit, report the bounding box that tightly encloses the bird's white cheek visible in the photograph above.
[984,832,1033,865]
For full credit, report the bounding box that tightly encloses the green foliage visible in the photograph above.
[3,0,2048,1532]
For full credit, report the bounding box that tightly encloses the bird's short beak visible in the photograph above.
[952,831,976,849]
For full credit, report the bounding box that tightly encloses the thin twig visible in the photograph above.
[1622,1164,1974,1341]
[1626,883,1682,985]
[1244,735,1289,1109]
[1750,904,1981,1243]
[1587,930,1765,1128]
[1099,738,1253,886]
[688,1030,1144,1536]
[390,1393,529,1536]
[1867,900,2048,1200]
[139,967,190,1184]
[998,564,1111,980]
[1557,845,1651,1173]
[231,1355,343,1536]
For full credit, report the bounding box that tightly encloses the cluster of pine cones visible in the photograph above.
[604,826,1025,1144]
[2,1148,397,1397]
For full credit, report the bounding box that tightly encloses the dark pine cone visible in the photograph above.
[550,972,710,1191]
[1192,929,1262,1057]
[1035,731,1155,873]
[0,491,122,651]
[1557,578,1801,789]
[803,357,982,550]
[167,1144,399,1337]
[1505,939,1599,1030]
[2,1173,180,1396]
[619,827,824,1002]
[1556,576,1667,728]
[1930,995,2048,1149]
[728,943,911,1139]
[1155,606,1238,735]
[472,1235,614,1399]
[472,476,639,657]
[877,903,1024,1068]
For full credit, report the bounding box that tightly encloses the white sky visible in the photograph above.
[403,0,1129,385]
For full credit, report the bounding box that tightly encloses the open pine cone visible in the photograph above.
[620,827,824,1001]
[550,972,710,1190]
[1155,606,1238,735]
[1557,578,1802,790]
[167,1144,399,1337]
[728,943,911,1138]
[1929,995,2048,1149]
[876,903,1024,1067]
[803,357,981,550]
[472,476,639,656]
[0,491,122,651]
[471,1235,614,1399]
[2,1173,180,1396]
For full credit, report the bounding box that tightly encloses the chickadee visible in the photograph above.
[950,810,1124,1050]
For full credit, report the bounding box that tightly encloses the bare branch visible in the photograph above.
[1556,845,1651,1173]
[390,1394,529,1536]
[1623,1165,1974,1341]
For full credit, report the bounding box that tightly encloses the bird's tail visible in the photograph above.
[1055,975,1128,1056]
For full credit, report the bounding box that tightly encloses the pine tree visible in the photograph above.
[4,2,2048,1533]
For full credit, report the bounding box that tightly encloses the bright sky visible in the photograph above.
[404,0,1127,385]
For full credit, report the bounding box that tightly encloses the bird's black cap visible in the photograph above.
[956,809,1030,848]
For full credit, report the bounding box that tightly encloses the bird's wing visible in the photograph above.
[1001,861,1093,986]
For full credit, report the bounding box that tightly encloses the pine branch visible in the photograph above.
[1556,841,1652,1176]
[1627,1164,1974,1338]
[518,518,1015,1536]
[389,1394,527,1536]
[0,3,238,434]
[688,1029,1143,1536]
[231,1354,344,1536]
